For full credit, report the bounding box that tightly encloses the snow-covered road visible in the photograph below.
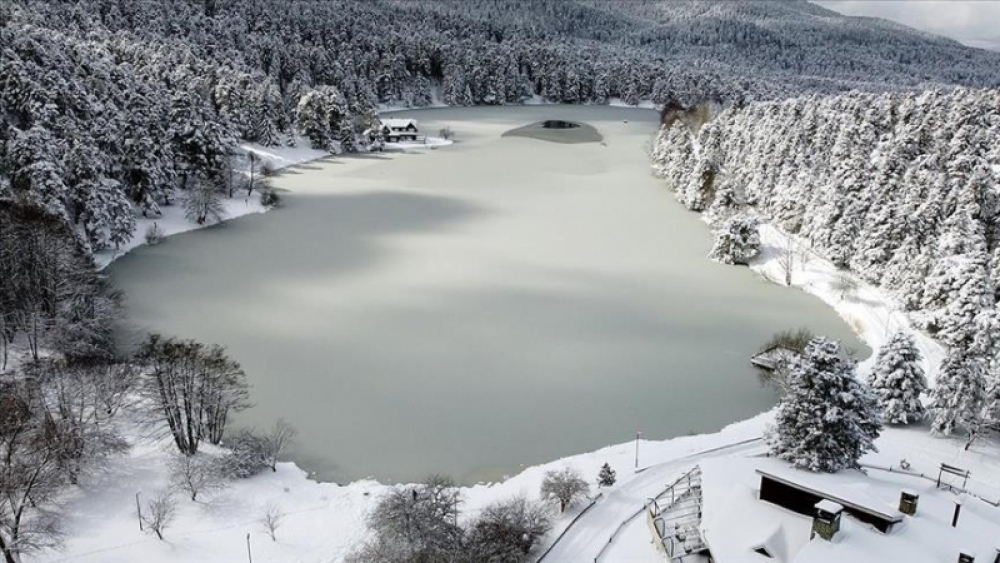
[538,439,767,562]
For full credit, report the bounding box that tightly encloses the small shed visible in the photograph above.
[381,118,419,142]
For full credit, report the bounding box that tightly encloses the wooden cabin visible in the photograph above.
[381,118,419,142]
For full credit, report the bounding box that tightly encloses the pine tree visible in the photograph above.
[867,332,927,425]
[708,214,760,266]
[768,337,882,472]
[930,350,987,436]
[597,463,616,488]
[982,374,1000,434]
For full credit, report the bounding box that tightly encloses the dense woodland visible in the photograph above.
[653,87,1000,440]
[4,0,1000,256]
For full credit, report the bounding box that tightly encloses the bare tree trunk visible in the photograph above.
[0,531,17,563]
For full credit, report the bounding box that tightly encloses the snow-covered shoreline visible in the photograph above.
[750,223,946,384]
[94,134,453,270]
[93,141,329,270]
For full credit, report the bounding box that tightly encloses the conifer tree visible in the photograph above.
[867,332,927,425]
[768,337,882,472]
[930,350,987,436]
[597,463,616,488]
[709,214,760,266]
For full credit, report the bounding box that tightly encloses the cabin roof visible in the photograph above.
[756,468,903,523]
[699,457,1000,563]
[381,118,418,129]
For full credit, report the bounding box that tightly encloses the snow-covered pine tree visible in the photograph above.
[767,337,882,472]
[982,374,1000,437]
[597,463,616,488]
[867,332,927,424]
[296,86,348,151]
[708,214,760,265]
[930,350,987,436]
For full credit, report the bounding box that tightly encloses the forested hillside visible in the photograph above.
[4,0,1000,254]
[4,0,1000,375]
[652,88,1000,361]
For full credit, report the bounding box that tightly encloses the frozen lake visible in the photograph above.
[110,106,866,484]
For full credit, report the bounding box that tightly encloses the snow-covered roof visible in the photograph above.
[701,457,1000,563]
[381,118,418,129]
[756,465,903,523]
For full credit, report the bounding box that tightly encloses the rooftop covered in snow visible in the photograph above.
[699,457,1000,563]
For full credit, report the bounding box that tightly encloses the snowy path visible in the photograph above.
[537,439,766,562]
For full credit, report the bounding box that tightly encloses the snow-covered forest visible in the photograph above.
[653,87,1000,440]
[654,88,1000,353]
[5,0,1000,256]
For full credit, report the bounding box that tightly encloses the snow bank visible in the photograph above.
[384,136,454,151]
[750,223,946,384]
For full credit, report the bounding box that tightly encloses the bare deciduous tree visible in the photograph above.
[263,419,296,471]
[365,474,463,559]
[830,271,858,302]
[776,230,798,286]
[142,489,177,540]
[169,454,225,502]
[540,468,589,512]
[0,379,65,563]
[259,502,283,541]
[182,175,226,225]
[139,335,250,455]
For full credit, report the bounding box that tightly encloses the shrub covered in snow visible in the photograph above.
[144,222,165,245]
[708,214,760,265]
[259,187,282,208]
[867,332,927,425]
[540,467,589,512]
[768,337,882,472]
[220,429,271,479]
[464,496,552,562]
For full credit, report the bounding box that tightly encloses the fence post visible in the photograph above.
[136,492,143,531]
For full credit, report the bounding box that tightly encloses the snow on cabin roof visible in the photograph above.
[381,118,418,128]
[700,457,1000,563]
[756,465,903,522]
